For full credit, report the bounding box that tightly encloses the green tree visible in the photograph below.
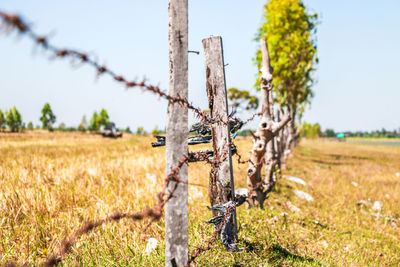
[301,122,321,139]
[324,128,335,138]
[227,87,259,115]
[123,126,132,133]
[40,102,56,130]
[98,108,109,129]
[27,121,34,130]
[255,0,318,145]
[6,107,23,132]
[58,122,66,131]
[136,126,144,135]
[152,126,159,135]
[78,115,87,132]
[0,109,5,131]
[89,111,100,131]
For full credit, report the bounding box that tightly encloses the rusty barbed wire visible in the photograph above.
[187,206,233,266]
[0,11,251,127]
[0,10,270,267]
[43,150,215,267]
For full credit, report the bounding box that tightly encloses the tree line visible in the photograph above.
[299,122,400,139]
[0,103,139,133]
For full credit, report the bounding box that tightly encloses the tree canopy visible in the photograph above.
[6,107,23,132]
[255,0,318,117]
[40,102,56,129]
[89,109,110,131]
[0,109,5,130]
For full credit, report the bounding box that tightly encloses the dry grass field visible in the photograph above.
[1,132,399,266]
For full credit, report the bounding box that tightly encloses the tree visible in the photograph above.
[255,0,318,147]
[89,111,100,131]
[6,107,23,132]
[324,128,335,138]
[136,126,145,135]
[152,125,159,135]
[0,109,5,131]
[98,108,109,129]
[227,87,259,115]
[58,122,66,131]
[40,103,56,130]
[27,121,34,130]
[78,115,87,132]
[300,122,321,139]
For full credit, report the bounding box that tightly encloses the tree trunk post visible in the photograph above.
[246,38,291,208]
[165,0,188,266]
[202,36,237,237]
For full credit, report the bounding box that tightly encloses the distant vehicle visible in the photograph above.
[336,132,348,141]
[101,122,122,138]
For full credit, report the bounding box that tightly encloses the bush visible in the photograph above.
[6,107,23,132]
[0,109,5,131]
[40,103,56,130]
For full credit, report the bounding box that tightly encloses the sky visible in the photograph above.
[0,0,399,132]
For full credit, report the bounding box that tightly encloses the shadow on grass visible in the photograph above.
[269,244,315,264]
[241,240,316,265]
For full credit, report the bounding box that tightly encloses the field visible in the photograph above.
[1,132,400,266]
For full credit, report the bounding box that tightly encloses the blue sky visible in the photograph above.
[0,0,399,132]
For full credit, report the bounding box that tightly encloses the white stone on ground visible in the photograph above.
[372,201,382,212]
[145,238,158,254]
[284,176,307,186]
[351,181,359,187]
[293,190,314,202]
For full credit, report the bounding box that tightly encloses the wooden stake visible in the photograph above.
[165,0,188,266]
[246,38,290,208]
[202,36,237,237]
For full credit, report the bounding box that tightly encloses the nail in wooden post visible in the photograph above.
[202,36,237,238]
[165,0,188,266]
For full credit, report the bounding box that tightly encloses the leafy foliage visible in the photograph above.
[255,0,318,117]
[98,108,110,129]
[5,106,23,132]
[89,109,110,131]
[300,122,321,139]
[136,127,145,135]
[0,109,5,130]
[227,87,259,115]
[89,111,100,131]
[78,115,87,132]
[40,103,56,130]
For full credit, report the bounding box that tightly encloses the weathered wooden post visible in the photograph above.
[165,0,188,266]
[202,36,237,236]
[246,38,290,208]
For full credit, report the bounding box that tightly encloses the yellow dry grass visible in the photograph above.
[0,132,399,266]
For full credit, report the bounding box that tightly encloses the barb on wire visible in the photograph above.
[187,195,246,265]
[187,206,233,266]
[0,11,214,124]
[0,11,261,128]
[44,152,192,267]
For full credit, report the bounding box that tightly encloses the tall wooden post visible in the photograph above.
[202,36,237,236]
[165,0,188,266]
[246,38,290,208]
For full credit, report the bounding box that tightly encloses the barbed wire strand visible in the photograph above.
[0,10,266,267]
[0,11,262,128]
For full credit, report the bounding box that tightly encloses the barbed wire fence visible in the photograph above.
[0,5,287,266]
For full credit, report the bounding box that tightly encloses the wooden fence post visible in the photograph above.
[202,36,237,236]
[165,0,188,266]
[246,38,290,208]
